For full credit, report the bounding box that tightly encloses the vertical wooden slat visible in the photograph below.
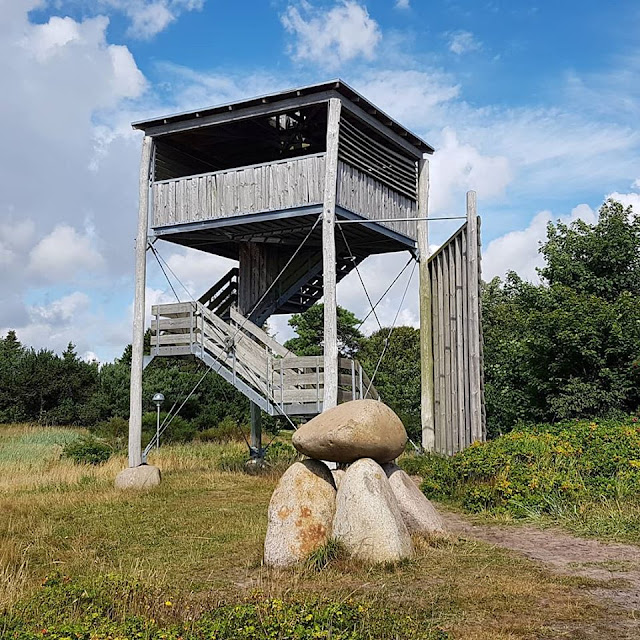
[448,242,459,454]
[454,233,466,453]
[461,225,471,448]
[466,191,482,444]
[430,256,441,453]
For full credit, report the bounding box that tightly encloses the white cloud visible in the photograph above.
[281,1,381,68]
[448,30,481,55]
[483,204,597,283]
[606,190,640,214]
[633,179,640,189]
[395,0,410,9]
[28,225,105,282]
[164,248,236,298]
[354,69,460,129]
[95,0,205,39]
[430,128,511,213]
[30,292,91,325]
[82,350,100,363]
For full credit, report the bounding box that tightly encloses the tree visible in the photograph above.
[284,304,363,357]
[358,326,421,440]
[483,200,640,435]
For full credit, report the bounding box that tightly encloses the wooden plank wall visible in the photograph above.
[429,217,485,454]
[336,161,418,240]
[152,153,326,227]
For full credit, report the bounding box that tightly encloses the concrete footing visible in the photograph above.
[115,464,161,489]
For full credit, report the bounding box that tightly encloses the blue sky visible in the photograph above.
[1,0,639,362]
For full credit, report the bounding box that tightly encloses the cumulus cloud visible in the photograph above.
[28,225,105,282]
[447,30,481,55]
[430,128,511,213]
[96,0,205,39]
[30,292,91,325]
[483,204,597,283]
[281,0,381,68]
[606,190,640,214]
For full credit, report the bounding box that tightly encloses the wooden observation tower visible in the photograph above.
[125,80,484,471]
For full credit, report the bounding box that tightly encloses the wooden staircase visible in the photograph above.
[148,300,377,416]
[198,252,363,327]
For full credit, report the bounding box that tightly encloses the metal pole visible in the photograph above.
[250,402,262,457]
[156,403,160,450]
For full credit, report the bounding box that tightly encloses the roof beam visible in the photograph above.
[140,91,338,138]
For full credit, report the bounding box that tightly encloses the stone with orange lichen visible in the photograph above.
[264,459,336,568]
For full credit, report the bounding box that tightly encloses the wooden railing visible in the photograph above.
[150,301,377,415]
[336,160,418,240]
[152,153,326,228]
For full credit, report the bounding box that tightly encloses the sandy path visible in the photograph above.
[442,510,640,615]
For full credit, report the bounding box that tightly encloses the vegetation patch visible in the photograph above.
[402,417,640,541]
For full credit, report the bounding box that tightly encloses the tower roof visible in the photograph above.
[132,79,434,155]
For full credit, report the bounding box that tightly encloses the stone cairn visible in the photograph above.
[264,399,444,567]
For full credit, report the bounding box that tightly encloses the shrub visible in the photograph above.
[402,417,640,517]
[142,412,196,444]
[62,435,112,465]
[92,416,128,448]
[195,416,247,443]
[264,440,299,470]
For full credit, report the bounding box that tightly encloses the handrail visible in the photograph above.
[150,301,377,411]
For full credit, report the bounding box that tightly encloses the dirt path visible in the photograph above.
[442,511,640,615]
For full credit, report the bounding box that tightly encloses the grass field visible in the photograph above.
[0,424,634,639]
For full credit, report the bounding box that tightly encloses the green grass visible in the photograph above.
[0,424,634,639]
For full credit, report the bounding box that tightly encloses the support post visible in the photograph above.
[466,191,483,443]
[322,98,342,410]
[417,157,435,451]
[250,402,262,457]
[128,136,153,468]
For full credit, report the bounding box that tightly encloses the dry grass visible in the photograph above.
[0,423,634,638]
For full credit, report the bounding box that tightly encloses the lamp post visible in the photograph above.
[152,392,164,450]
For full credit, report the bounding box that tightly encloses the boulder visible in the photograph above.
[333,458,413,563]
[115,464,161,489]
[292,400,407,464]
[331,468,345,489]
[382,463,444,535]
[264,459,336,568]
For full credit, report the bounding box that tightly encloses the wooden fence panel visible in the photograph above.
[427,213,485,455]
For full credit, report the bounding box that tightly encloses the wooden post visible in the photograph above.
[128,135,153,468]
[466,191,483,443]
[322,98,341,410]
[417,157,435,451]
[250,402,262,456]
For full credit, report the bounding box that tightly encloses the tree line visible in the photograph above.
[1,199,638,440]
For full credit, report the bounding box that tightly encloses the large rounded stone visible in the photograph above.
[331,468,345,489]
[264,459,336,568]
[333,458,413,563]
[382,463,444,535]
[292,400,407,464]
[114,464,161,489]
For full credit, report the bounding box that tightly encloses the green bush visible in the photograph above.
[195,415,247,443]
[401,417,640,517]
[62,434,112,465]
[142,412,196,444]
[264,440,299,470]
